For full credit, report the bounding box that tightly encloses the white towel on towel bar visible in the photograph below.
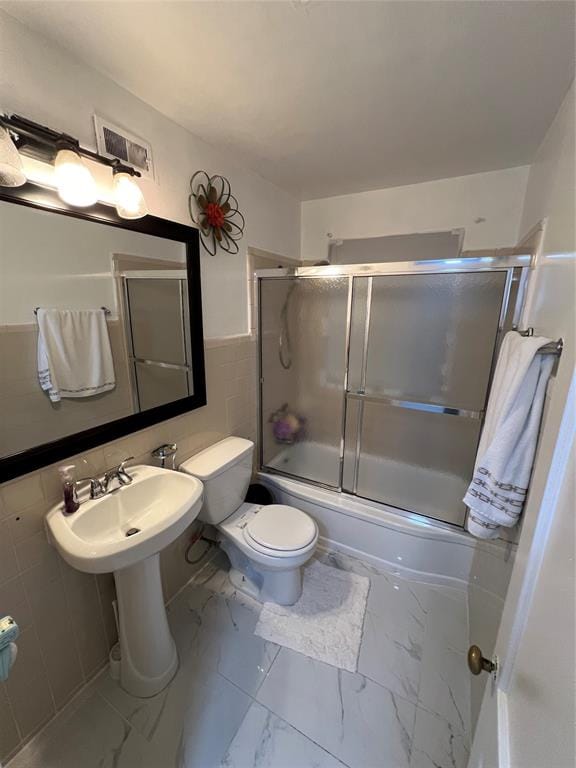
[464,330,554,539]
[36,308,116,403]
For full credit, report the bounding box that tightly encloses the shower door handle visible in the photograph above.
[346,391,483,420]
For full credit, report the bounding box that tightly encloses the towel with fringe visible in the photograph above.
[464,331,554,539]
[37,308,115,403]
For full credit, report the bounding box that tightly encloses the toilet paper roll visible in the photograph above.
[0,642,18,682]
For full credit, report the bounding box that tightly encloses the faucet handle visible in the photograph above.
[151,444,177,469]
[117,457,135,485]
[89,478,105,499]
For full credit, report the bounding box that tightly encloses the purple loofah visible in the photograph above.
[273,419,294,442]
[269,404,306,444]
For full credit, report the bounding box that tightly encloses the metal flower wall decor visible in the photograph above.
[189,170,245,256]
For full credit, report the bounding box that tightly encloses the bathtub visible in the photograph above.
[265,441,469,525]
[258,443,514,590]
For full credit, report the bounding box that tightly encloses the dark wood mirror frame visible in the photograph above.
[0,182,206,482]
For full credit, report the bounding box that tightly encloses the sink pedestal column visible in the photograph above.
[114,553,178,698]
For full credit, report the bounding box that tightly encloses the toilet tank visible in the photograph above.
[179,437,254,524]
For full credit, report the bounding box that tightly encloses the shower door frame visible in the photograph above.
[256,251,533,530]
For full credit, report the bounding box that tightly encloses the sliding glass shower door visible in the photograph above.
[343,272,507,526]
[259,276,349,487]
[258,260,519,528]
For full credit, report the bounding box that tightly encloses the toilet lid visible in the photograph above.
[245,505,317,551]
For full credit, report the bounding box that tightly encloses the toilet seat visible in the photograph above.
[244,504,317,553]
[219,502,318,567]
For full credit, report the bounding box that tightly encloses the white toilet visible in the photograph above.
[180,437,318,605]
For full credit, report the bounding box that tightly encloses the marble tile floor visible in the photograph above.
[7,550,471,768]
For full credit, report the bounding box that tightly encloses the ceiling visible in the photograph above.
[2,1,575,200]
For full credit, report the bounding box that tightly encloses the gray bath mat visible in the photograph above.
[254,559,370,672]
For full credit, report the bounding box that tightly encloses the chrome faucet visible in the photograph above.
[97,457,135,497]
[61,457,135,509]
[151,443,177,469]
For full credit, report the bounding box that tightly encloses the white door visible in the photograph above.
[469,373,575,768]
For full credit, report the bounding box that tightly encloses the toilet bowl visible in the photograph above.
[180,437,318,605]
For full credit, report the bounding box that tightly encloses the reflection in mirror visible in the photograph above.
[0,199,195,460]
[122,271,193,411]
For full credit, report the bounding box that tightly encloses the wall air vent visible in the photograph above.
[93,115,155,180]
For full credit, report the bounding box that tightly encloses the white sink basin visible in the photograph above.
[47,465,203,573]
[46,464,204,698]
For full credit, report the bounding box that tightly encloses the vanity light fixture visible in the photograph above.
[112,165,148,220]
[54,145,98,207]
[0,113,147,219]
[0,125,26,187]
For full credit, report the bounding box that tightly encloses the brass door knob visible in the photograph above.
[468,645,497,676]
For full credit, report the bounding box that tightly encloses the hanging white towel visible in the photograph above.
[36,309,116,403]
[464,331,554,539]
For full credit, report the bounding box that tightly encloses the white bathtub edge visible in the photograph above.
[259,470,516,590]
[259,471,473,546]
[316,537,469,592]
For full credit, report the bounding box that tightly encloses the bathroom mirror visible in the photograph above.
[0,183,206,481]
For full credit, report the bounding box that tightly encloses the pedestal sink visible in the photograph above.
[46,465,203,698]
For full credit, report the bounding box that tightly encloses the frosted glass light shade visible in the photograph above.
[113,172,147,219]
[0,126,26,187]
[54,148,98,207]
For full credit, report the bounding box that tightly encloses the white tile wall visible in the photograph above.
[0,322,132,457]
[0,337,257,763]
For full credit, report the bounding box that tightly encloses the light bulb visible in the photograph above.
[113,171,147,219]
[54,148,98,207]
[0,126,26,187]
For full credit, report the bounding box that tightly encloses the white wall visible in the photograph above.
[507,80,576,768]
[0,201,185,324]
[509,432,575,768]
[0,10,301,337]
[470,81,575,768]
[301,166,529,261]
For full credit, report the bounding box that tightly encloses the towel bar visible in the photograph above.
[33,306,112,316]
[518,328,563,356]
